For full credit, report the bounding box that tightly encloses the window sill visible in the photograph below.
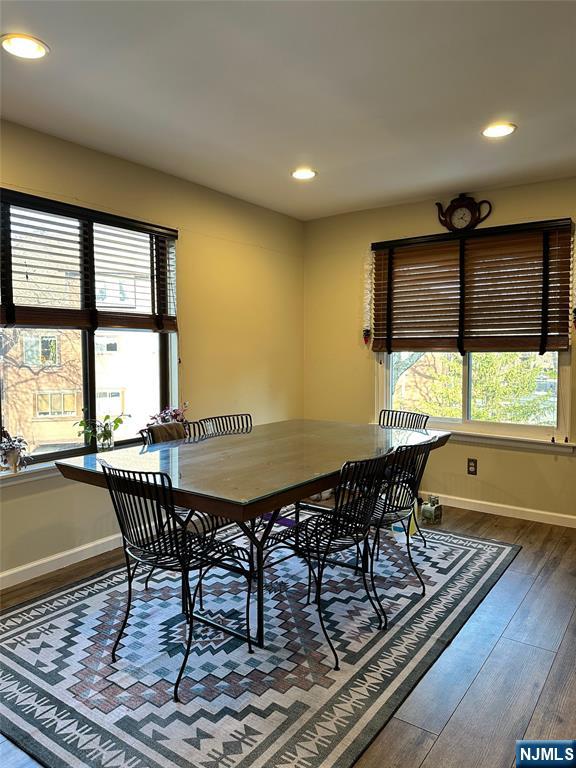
[0,438,143,488]
[445,429,575,454]
[0,461,62,487]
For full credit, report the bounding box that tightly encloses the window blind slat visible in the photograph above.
[1,194,177,333]
[372,220,572,354]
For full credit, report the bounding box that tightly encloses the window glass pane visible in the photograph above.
[50,393,63,415]
[36,393,50,416]
[10,206,82,309]
[63,392,76,415]
[95,329,159,440]
[0,329,84,455]
[470,352,558,426]
[94,224,152,313]
[391,351,463,419]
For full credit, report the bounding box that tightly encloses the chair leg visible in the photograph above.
[368,534,388,631]
[174,571,198,703]
[112,557,138,662]
[413,511,428,548]
[315,560,340,671]
[362,548,382,629]
[305,559,313,606]
[144,565,156,590]
[401,516,426,596]
[375,527,381,561]
[198,568,204,611]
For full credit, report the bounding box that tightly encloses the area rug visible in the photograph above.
[0,529,519,768]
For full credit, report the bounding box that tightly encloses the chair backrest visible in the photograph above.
[379,409,429,430]
[331,453,391,539]
[199,413,252,438]
[100,461,188,560]
[375,439,436,523]
[139,420,202,445]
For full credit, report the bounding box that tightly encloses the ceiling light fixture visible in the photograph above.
[291,168,317,181]
[482,122,517,139]
[1,33,49,59]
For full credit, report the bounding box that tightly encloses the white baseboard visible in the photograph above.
[2,492,575,591]
[421,490,576,529]
[0,533,122,591]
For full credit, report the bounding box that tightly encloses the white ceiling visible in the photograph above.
[1,1,576,220]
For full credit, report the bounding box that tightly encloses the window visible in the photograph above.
[95,329,160,440]
[390,352,463,419]
[22,334,60,367]
[1,189,178,462]
[1,328,85,455]
[36,391,79,417]
[95,336,118,354]
[373,219,572,439]
[389,351,562,434]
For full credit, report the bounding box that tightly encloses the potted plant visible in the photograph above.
[148,401,189,426]
[76,414,123,452]
[0,429,30,473]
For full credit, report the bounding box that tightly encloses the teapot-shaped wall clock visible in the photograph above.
[436,193,492,232]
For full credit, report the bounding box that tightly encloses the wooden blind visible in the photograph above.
[372,219,573,354]
[0,189,178,332]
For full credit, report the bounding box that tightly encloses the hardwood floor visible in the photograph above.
[1,507,575,768]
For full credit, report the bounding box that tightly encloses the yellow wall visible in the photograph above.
[1,121,575,579]
[0,120,304,574]
[303,177,576,519]
[1,121,305,424]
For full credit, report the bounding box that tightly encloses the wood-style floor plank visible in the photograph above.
[354,717,436,768]
[471,513,529,544]
[503,529,576,651]
[0,548,124,612]
[396,568,534,734]
[524,607,576,740]
[436,506,487,535]
[419,637,554,768]
[507,521,566,577]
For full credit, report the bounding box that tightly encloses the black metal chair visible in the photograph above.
[199,413,252,437]
[139,420,202,445]
[100,461,253,702]
[379,409,429,430]
[267,453,390,670]
[370,439,436,604]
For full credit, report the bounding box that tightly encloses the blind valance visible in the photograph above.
[0,189,178,332]
[371,219,573,354]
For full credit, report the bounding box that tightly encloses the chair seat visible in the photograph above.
[127,525,251,572]
[269,512,365,556]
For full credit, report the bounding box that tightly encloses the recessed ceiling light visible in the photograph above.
[482,122,517,139]
[1,33,49,59]
[291,168,317,181]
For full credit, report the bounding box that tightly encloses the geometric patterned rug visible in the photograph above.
[0,528,519,768]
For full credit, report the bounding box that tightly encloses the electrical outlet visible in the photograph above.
[467,458,478,476]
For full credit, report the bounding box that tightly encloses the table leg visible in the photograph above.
[238,509,280,648]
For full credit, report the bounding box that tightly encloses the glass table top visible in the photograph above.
[56,419,450,507]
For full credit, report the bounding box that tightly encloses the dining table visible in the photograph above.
[56,418,451,646]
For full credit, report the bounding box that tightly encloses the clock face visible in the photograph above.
[451,206,473,229]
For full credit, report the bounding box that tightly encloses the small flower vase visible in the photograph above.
[97,433,114,452]
[5,448,22,473]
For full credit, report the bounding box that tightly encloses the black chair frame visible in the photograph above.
[100,460,253,702]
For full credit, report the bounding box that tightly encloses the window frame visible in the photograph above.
[377,349,571,442]
[0,189,178,464]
